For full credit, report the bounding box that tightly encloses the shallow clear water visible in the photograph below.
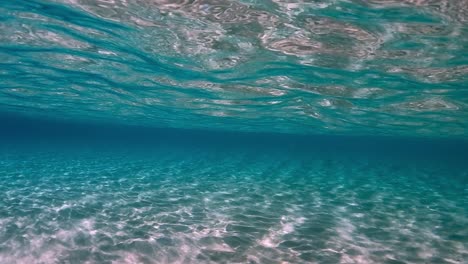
[0,123,467,263]
[0,142,467,264]
[1,1,468,263]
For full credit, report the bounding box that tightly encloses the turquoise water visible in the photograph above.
[1,0,467,136]
[1,134,467,264]
[1,119,467,263]
[1,0,468,263]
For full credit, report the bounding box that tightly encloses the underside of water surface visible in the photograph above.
[1,0,468,263]
[1,0,468,136]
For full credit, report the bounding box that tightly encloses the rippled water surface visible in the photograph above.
[1,0,467,136]
[1,1,468,264]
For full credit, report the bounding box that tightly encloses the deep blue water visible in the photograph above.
[1,0,468,263]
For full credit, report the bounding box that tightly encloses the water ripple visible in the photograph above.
[0,0,467,136]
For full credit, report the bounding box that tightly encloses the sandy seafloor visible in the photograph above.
[1,133,466,264]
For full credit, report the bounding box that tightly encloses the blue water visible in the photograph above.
[1,0,468,136]
[1,0,468,263]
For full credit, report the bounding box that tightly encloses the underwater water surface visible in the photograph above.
[1,0,468,136]
[1,0,468,263]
